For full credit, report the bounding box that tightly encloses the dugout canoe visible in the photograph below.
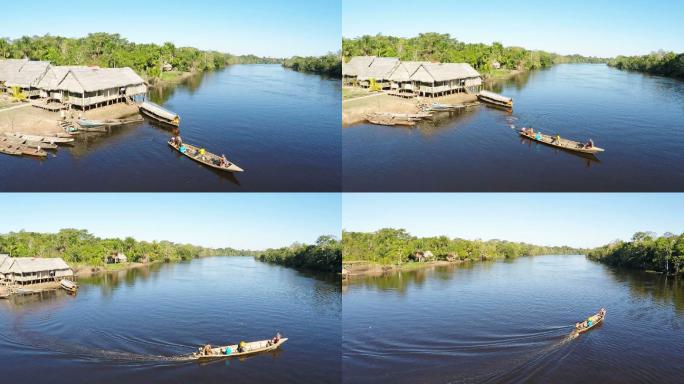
[571,309,606,337]
[3,132,74,144]
[478,90,513,109]
[0,143,23,156]
[140,102,180,127]
[169,141,244,173]
[60,279,78,293]
[191,338,288,360]
[519,130,605,154]
[78,116,143,128]
[0,137,58,150]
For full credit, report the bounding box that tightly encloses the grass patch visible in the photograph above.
[343,87,371,100]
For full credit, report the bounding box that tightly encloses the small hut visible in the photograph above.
[357,57,399,89]
[387,61,429,95]
[410,250,435,263]
[492,61,502,70]
[342,56,376,85]
[106,252,127,264]
[0,60,51,98]
[0,257,73,285]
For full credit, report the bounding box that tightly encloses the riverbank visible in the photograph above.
[343,260,461,278]
[483,68,524,82]
[0,100,140,136]
[72,261,160,278]
[342,90,477,126]
[147,70,197,87]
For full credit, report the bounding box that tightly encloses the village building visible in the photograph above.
[0,59,51,98]
[410,250,435,262]
[0,256,73,285]
[106,252,127,264]
[409,62,482,97]
[356,57,399,89]
[387,61,430,95]
[342,56,376,85]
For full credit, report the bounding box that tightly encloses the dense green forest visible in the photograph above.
[609,51,684,79]
[343,228,583,264]
[342,33,608,75]
[256,235,342,273]
[0,33,281,80]
[282,53,342,77]
[0,229,257,267]
[588,232,684,275]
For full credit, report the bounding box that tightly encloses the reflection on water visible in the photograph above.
[343,255,684,384]
[0,257,341,383]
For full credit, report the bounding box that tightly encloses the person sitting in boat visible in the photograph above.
[585,139,594,149]
[202,344,213,356]
[169,136,177,147]
[272,332,282,344]
[238,341,246,353]
[198,148,206,161]
[219,154,229,167]
[535,131,542,141]
[554,134,561,144]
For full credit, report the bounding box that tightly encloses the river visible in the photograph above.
[0,256,341,383]
[343,64,684,191]
[0,65,341,192]
[343,255,684,383]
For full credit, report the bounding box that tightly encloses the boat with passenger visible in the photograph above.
[520,128,605,155]
[191,334,287,360]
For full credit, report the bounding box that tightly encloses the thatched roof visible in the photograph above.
[0,59,29,82]
[0,257,72,274]
[411,63,481,83]
[358,57,399,81]
[1,60,51,88]
[37,66,92,90]
[343,56,376,77]
[56,67,146,93]
[388,61,430,82]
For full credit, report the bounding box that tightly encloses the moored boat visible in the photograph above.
[60,279,78,293]
[478,90,513,109]
[169,140,244,173]
[78,115,143,128]
[0,143,23,156]
[571,308,606,337]
[3,132,74,144]
[0,137,58,150]
[519,129,605,155]
[191,337,288,360]
[140,102,180,127]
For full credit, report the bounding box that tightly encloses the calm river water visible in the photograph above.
[343,64,684,191]
[343,255,684,383]
[0,65,341,191]
[0,257,341,383]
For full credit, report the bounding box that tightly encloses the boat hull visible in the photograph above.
[193,338,288,360]
[520,131,605,155]
[169,142,244,173]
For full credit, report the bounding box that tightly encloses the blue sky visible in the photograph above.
[343,0,684,57]
[0,194,341,250]
[1,0,340,57]
[343,194,684,248]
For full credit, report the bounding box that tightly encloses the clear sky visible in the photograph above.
[343,194,684,248]
[343,0,684,57]
[1,0,340,57]
[0,194,341,250]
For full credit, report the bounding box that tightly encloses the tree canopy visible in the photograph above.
[0,33,282,80]
[343,228,583,265]
[342,33,608,75]
[609,51,684,80]
[588,231,684,274]
[282,53,341,77]
[0,229,257,267]
[256,235,341,273]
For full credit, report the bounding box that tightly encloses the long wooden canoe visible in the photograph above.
[0,143,23,156]
[0,137,58,150]
[520,130,605,155]
[191,338,288,360]
[169,141,244,173]
[140,102,180,127]
[3,132,74,144]
[60,279,78,293]
[572,309,606,337]
[78,116,143,128]
[0,142,47,157]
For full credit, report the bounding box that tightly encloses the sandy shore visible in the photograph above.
[343,260,462,278]
[0,98,140,136]
[342,90,477,126]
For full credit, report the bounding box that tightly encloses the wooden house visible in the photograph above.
[342,56,376,85]
[410,63,482,97]
[410,250,435,262]
[42,67,147,110]
[0,257,73,285]
[36,66,91,101]
[106,252,127,264]
[0,60,51,98]
[356,57,399,89]
[387,61,429,95]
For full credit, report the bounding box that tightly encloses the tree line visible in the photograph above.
[282,53,342,77]
[342,33,608,75]
[0,229,257,267]
[608,51,684,80]
[343,228,583,265]
[0,33,281,80]
[587,231,684,275]
[256,235,342,273]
